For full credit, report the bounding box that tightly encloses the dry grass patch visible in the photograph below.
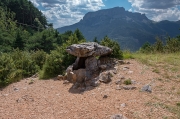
[132,52,180,67]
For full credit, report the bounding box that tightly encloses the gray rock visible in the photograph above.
[123,86,136,90]
[85,56,99,73]
[73,69,86,83]
[72,82,81,89]
[57,75,64,80]
[84,56,99,81]
[14,88,19,91]
[67,71,77,83]
[131,80,136,84]
[99,65,107,70]
[63,80,70,84]
[31,73,38,78]
[121,103,126,107]
[126,62,131,64]
[116,85,122,90]
[110,114,128,119]
[122,67,129,71]
[66,42,112,57]
[98,71,112,83]
[90,80,100,87]
[120,76,125,79]
[66,65,73,74]
[112,69,117,74]
[127,71,133,74]
[115,79,121,85]
[141,84,152,93]
[117,60,125,64]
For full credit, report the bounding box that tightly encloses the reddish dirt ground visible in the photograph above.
[0,59,180,119]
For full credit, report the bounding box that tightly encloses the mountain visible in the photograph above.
[57,7,180,51]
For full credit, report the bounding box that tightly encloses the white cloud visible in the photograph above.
[128,0,180,22]
[29,0,104,28]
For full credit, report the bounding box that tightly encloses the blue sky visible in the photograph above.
[103,0,131,10]
[29,0,180,28]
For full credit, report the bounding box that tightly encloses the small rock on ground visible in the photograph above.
[110,114,128,119]
[141,84,152,93]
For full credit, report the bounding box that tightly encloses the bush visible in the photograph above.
[139,36,180,54]
[100,36,123,59]
[40,33,85,79]
[0,49,47,87]
[31,50,47,70]
[153,37,164,53]
[123,50,134,59]
[124,79,132,85]
[165,38,180,53]
[139,42,153,53]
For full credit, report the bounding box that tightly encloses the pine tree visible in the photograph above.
[14,31,24,50]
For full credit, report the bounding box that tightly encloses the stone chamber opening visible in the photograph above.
[73,57,88,70]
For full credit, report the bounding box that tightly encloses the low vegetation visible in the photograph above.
[123,78,132,85]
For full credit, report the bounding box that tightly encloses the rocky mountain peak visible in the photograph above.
[57,7,180,51]
[82,7,125,20]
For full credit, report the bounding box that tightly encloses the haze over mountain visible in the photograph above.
[57,7,180,51]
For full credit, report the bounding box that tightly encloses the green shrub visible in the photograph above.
[40,33,85,79]
[139,36,180,54]
[31,50,47,70]
[10,49,37,77]
[123,50,134,59]
[100,36,123,59]
[0,49,46,87]
[165,38,180,53]
[177,102,180,107]
[124,79,132,85]
[139,42,153,53]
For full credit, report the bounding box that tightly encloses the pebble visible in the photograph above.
[115,79,121,85]
[3,94,9,96]
[116,85,122,90]
[110,114,128,119]
[127,71,133,74]
[14,88,19,91]
[141,84,152,93]
[122,67,129,71]
[103,95,108,98]
[121,103,126,108]
[123,86,136,90]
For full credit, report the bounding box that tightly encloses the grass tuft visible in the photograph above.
[123,78,132,85]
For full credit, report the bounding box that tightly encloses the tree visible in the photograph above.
[14,31,24,50]
[6,0,47,31]
[165,38,180,53]
[93,37,99,44]
[153,37,164,53]
[100,36,123,59]
[74,29,84,41]
[140,42,153,53]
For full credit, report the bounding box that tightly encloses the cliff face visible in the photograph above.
[57,7,180,51]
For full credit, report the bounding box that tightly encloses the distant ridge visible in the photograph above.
[57,7,180,51]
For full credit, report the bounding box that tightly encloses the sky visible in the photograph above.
[29,0,180,28]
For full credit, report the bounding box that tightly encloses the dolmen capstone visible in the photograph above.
[58,42,118,88]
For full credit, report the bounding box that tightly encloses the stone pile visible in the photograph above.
[58,42,118,88]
